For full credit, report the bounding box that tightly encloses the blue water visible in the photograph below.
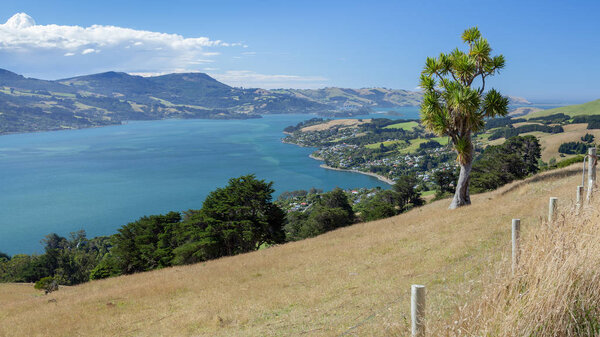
[0,114,406,255]
[0,104,563,255]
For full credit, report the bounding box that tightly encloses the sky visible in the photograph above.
[0,0,598,103]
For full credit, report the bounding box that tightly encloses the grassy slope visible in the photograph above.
[0,167,583,336]
[524,99,600,119]
[383,121,419,130]
[365,137,449,151]
[486,123,600,162]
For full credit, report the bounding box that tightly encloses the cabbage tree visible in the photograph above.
[420,27,509,209]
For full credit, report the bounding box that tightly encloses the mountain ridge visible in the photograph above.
[0,68,531,135]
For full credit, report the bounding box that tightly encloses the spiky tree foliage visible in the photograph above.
[420,27,509,209]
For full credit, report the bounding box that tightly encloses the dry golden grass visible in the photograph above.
[511,122,543,128]
[534,123,600,161]
[0,166,585,336]
[434,175,600,336]
[0,284,38,307]
[487,123,600,161]
[301,119,371,132]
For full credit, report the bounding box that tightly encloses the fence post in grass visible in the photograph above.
[576,185,584,214]
[548,197,558,223]
[586,147,597,202]
[512,219,521,274]
[411,284,426,337]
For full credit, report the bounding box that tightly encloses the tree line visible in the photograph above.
[0,136,545,291]
[431,136,542,197]
[0,174,423,290]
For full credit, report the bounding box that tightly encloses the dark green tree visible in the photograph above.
[283,211,310,242]
[283,187,354,240]
[470,136,541,192]
[420,26,509,208]
[171,175,285,264]
[89,253,121,280]
[358,199,397,222]
[319,187,354,218]
[581,133,595,143]
[393,175,424,211]
[433,168,459,198]
[111,212,181,274]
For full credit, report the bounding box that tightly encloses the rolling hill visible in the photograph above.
[0,68,539,135]
[0,165,585,336]
[524,98,600,119]
[0,69,437,135]
[272,87,424,108]
[0,69,331,134]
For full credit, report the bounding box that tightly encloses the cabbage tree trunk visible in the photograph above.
[449,161,472,209]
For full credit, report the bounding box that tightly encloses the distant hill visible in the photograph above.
[274,88,531,110]
[508,96,531,105]
[0,69,330,134]
[0,68,534,135]
[524,99,600,119]
[272,87,423,108]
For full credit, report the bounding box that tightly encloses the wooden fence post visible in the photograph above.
[411,284,426,337]
[576,185,584,214]
[548,197,558,223]
[587,147,596,202]
[512,219,520,274]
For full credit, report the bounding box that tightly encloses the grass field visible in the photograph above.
[382,121,419,131]
[0,166,583,337]
[398,137,449,153]
[524,99,600,119]
[486,123,600,161]
[365,136,449,152]
[300,119,371,132]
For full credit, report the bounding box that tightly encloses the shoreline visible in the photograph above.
[308,154,395,185]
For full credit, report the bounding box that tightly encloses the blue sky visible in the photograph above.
[0,0,598,103]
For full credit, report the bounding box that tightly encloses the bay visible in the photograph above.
[0,113,399,255]
[0,104,561,254]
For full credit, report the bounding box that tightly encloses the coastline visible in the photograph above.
[308,154,395,185]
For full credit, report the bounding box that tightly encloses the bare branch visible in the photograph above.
[479,74,487,95]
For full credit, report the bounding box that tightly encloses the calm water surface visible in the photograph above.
[0,105,560,254]
[0,113,404,254]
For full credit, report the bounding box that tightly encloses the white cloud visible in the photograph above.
[0,13,230,51]
[210,70,329,89]
[0,12,242,77]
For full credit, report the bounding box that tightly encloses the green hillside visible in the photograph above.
[524,99,600,119]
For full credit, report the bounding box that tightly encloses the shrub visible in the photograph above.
[558,141,591,155]
[581,133,595,143]
[89,253,121,280]
[419,139,441,150]
[34,276,58,294]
